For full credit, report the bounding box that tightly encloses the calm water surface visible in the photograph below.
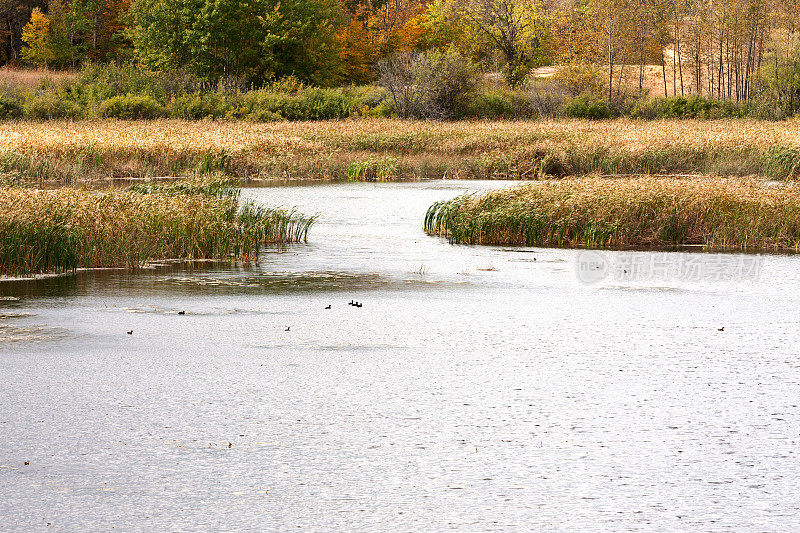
[2,180,800,531]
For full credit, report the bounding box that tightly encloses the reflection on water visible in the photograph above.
[0,274,79,300]
[2,180,800,532]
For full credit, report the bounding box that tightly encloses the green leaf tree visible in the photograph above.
[47,0,75,67]
[128,0,345,85]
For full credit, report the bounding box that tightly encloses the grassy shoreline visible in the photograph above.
[0,181,314,277]
[424,178,800,251]
[1,118,800,185]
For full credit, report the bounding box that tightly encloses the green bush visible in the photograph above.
[5,61,790,122]
[564,97,615,119]
[369,100,395,118]
[169,94,229,119]
[0,95,23,119]
[74,63,206,105]
[244,109,283,122]
[99,94,163,119]
[226,87,360,121]
[467,89,532,119]
[24,92,84,119]
[629,96,747,119]
[231,90,290,120]
[748,99,788,120]
[76,64,159,103]
[349,85,388,110]
[302,88,357,119]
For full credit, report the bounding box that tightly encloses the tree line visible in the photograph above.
[1,0,799,104]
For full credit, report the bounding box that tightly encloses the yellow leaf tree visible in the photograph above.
[21,8,52,68]
[425,0,549,87]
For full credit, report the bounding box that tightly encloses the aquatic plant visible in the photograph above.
[126,176,240,199]
[3,118,800,184]
[424,177,800,251]
[0,184,315,277]
[346,158,398,181]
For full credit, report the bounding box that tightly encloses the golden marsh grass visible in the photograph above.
[424,177,800,251]
[1,118,800,183]
[0,184,315,277]
[0,68,77,90]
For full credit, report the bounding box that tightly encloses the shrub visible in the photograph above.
[552,63,606,98]
[0,95,23,119]
[751,44,800,118]
[225,90,281,120]
[369,101,395,118]
[76,63,163,103]
[525,78,570,117]
[347,85,389,116]
[75,63,206,105]
[267,75,305,95]
[169,93,229,119]
[564,97,615,119]
[349,85,388,107]
[378,47,477,119]
[748,98,787,120]
[99,94,163,119]
[301,88,357,119]
[467,89,532,119]
[23,92,84,119]
[244,108,284,122]
[629,96,746,120]
[377,53,419,118]
[227,87,358,121]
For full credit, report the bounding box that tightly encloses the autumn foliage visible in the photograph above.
[0,0,799,111]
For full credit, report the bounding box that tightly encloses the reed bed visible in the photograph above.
[424,177,800,251]
[0,183,315,277]
[1,119,800,184]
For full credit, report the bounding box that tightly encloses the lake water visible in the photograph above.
[2,180,800,531]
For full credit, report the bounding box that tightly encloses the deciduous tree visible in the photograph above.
[20,6,49,66]
[425,0,549,86]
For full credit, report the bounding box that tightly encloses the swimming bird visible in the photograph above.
[178,311,185,315]
[348,300,355,306]
[127,330,133,335]
[324,305,331,309]
[355,302,363,308]
[285,326,291,331]
[718,327,724,332]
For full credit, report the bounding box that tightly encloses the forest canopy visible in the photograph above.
[0,0,799,108]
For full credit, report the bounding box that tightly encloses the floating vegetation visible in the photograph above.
[0,179,315,277]
[160,270,385,293]
[0,311,64,344]
[0,323,65,344]
[424,177,800,251]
